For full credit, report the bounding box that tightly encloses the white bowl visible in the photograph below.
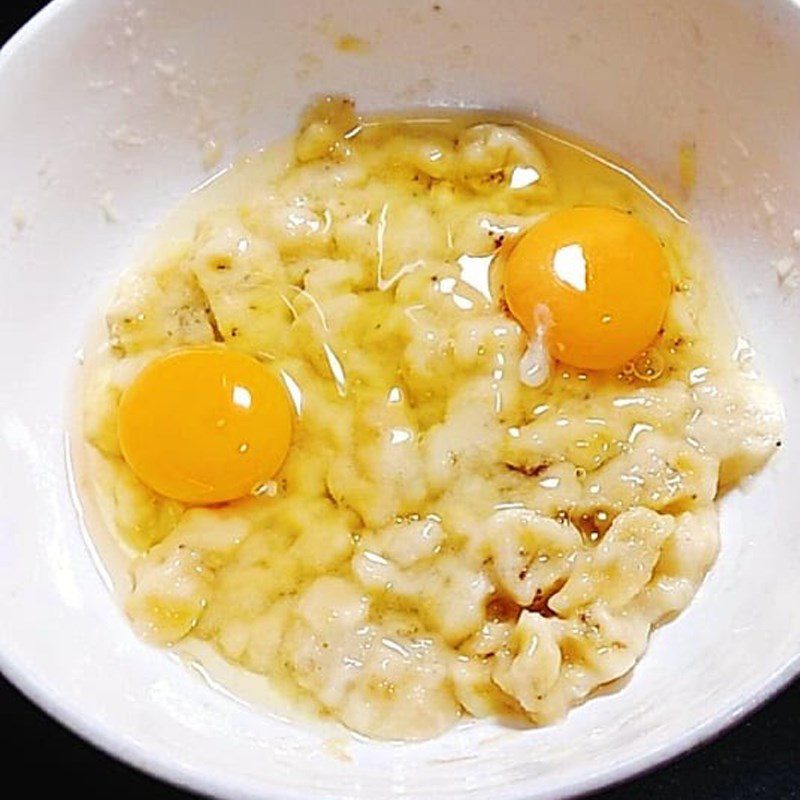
[1,0,799,797]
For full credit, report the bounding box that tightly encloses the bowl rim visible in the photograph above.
[3,619,799,800]
[1,1,799,798]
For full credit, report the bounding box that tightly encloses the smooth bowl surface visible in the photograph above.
[1,1,799,798]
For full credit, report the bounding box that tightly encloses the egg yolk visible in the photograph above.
[118,347,293,505]
[503,206,672,370]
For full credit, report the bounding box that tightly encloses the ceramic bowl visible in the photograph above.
[1,1,799,797]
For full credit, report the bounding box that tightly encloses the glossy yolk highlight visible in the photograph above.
[503,206,672,370]
[118,347,293,505]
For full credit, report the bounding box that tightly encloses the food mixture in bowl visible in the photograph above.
[76,97,783,740]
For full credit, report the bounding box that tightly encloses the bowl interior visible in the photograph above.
[1,1,799,798]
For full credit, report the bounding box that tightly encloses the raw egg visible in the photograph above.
[118,347,293,504]
[503,206,671,370]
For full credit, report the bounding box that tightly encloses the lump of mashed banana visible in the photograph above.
[79,97,782,740]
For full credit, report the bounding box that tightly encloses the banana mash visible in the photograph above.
[77,98,782,740]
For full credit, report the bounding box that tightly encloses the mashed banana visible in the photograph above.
[78,97,782,740]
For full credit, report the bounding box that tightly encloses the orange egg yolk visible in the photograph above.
[118,347,293,505]
[503,206,672,370]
